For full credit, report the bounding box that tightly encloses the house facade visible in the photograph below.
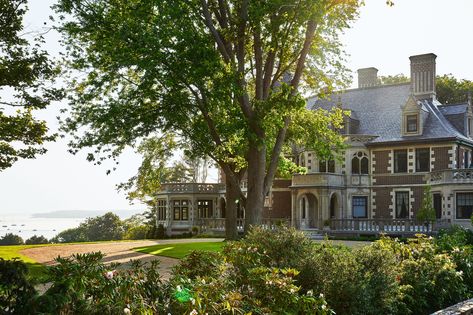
[156,53,473,235]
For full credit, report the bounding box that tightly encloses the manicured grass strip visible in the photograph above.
[0,244,49,280]
[134,242,225,259]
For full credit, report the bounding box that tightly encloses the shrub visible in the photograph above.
[0,233,24,245]
[123,225,149,240]
[381,235,468,314]
[156,224,167,239]
[25,235,49,245]
[436,225,473,250]
[0,258,37,314]
[32,252,170,314]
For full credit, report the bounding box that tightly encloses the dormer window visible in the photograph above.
[406,115,418,133]
[401,95,423,136]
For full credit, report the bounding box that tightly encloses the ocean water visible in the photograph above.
[0,214,85,241]
[0,210,141,241]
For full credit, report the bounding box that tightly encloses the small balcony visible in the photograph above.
[159,183,224,194]
[292,173,345,187]
[428,169,473,185]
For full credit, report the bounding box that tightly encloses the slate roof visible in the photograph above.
[308,83,473,146]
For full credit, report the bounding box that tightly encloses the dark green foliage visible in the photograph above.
[437,225,473,250]
[172,250,222,280]
[0,258,36,314]
[25,235,49,245]
[0,233,24,245]
[50,226,87,243]
[0,0,61,170]
[51,212,124,243]
[156,224,166,239]
[82,212,124,241]
[32,252,169,314]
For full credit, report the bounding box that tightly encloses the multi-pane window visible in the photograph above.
[406,115,418,132]
[157,199,167,220]
[415,148,430,172]
[456,193,473,219]
[173,200,189,221]
[351,152,369,174]
[319,160,326,173]
[464,151,471,168]
[319,159,335,173]
[395,191,409,219]
[352,196,368,218]
[394,150,408,173]
[197,200,213,218]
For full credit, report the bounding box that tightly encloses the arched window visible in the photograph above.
[352,152,369,174]
[361,157,369,174]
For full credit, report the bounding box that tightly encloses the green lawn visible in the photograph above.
[0,244,49,280]
[134,241,225,259]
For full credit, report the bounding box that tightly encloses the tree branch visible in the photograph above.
[201,0,231,63]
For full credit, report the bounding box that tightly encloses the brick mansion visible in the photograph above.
[156,53,473,236]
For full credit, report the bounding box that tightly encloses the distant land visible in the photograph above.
[31,209,143,219]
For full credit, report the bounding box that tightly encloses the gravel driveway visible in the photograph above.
[21,238,224,279]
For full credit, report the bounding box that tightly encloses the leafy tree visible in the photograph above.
[83,212,124,241]
[378,74,409,85]
[51,226,87,243]
[54,0,359,238]
[417,185,436,223]
[25,235,49,245]
[436,74,473,105]
[378,74,473,105]
[0,233,24,245]
[0,0,61,170]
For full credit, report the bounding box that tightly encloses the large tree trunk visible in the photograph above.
[244,143,266,232]
[225,178,239,240]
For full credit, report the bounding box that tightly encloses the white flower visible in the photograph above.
[307,290,313,296]
[319,293,324,298]
[123,308,131,314]
[190,309,198,315]
[105,271,115,280]
[191,298,196,305]
[177,285,182,291]
[322,305,327,310]
[290,288,295,293]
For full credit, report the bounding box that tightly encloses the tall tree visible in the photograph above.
[0,0,61,170]
[436,74,473,105]
[378,74,473,105]
[54,0,358,238]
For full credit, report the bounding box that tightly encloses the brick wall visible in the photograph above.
[373,188,392,218]
[432,146,451,171]
[374,175,425,185]
[411,186,424,217]
[373,150,390,174]
[263,190,291,218]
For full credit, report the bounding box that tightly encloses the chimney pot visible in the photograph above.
[357,67,378,88]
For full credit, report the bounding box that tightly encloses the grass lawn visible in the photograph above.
[134,241,225,259]
[0,244,49,280]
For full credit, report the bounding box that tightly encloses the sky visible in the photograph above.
[0,0,472,215]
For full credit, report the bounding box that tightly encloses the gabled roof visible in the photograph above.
[308,83,473,146]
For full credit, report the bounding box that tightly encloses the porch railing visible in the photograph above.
[429,169,473,184]
[328,218,450,234]
[196,218,291,232]
[160,183,224,193]
[292,173,345,187]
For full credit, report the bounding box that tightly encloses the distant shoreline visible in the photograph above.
[31,210,143,219]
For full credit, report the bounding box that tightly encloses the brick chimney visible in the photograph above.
[357,67,378,88]
[410,53,437,100]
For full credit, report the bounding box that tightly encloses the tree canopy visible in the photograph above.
[378,74,473,105]
[0,0,61,170]
[54,0,360,237]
